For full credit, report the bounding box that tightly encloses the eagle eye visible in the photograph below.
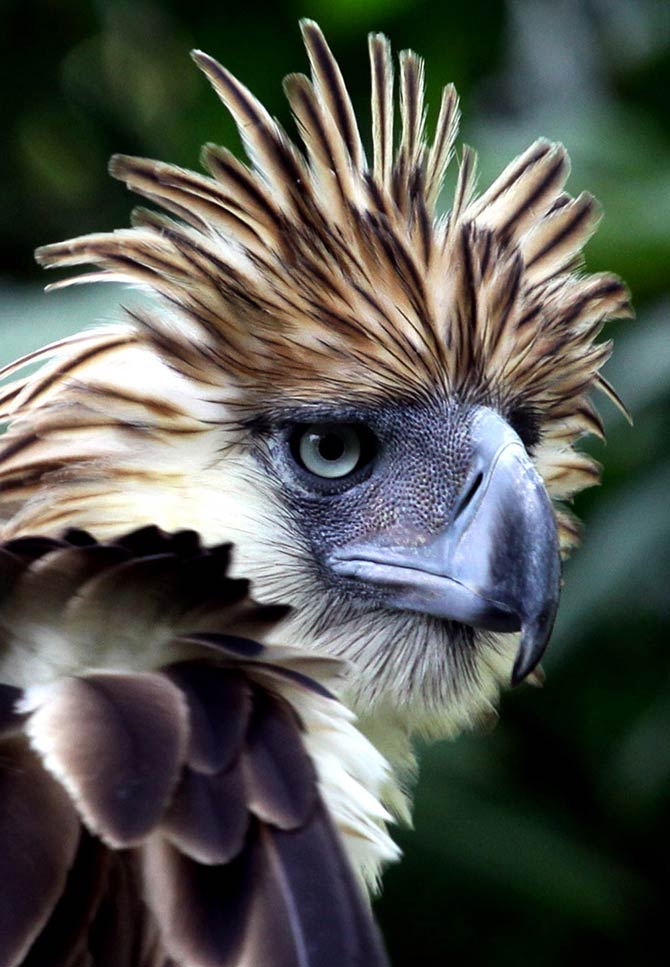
[290,423,376,481]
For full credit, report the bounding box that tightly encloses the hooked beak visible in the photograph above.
[329,409,561,686]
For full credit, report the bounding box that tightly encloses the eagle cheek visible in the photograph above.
[330,408,561,686]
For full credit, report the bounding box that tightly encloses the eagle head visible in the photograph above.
[0,21,631,742]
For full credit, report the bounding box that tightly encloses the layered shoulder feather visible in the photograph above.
[0,526,397,966]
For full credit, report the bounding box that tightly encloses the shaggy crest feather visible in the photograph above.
[0,20,630,548]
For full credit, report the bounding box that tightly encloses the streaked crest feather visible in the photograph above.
[1,20,631,546]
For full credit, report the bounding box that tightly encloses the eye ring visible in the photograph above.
[290,423,375,481]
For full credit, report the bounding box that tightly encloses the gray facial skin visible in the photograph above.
[264,400,561,686]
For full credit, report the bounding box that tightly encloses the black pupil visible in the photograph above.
[318,433,346,461]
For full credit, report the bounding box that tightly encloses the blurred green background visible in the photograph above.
[1,0,668,963]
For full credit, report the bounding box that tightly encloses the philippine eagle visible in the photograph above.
[0,20,630,967]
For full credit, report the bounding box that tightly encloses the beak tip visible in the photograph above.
[510,620,553,687]
[510,659,531,688]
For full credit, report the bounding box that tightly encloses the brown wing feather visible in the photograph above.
[0,528,392,967]
[0,737,80,967]
[27,672,189,848]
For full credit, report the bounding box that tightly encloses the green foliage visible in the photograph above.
[1,1,668,962]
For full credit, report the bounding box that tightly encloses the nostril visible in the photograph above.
[454,471,484,519]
